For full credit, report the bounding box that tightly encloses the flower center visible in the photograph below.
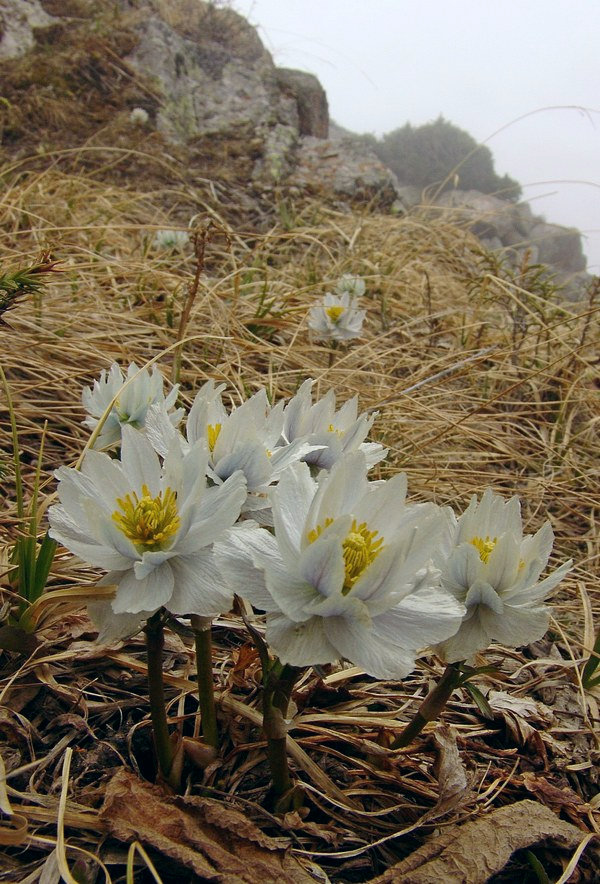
[112,484,180,551]
[207,423,222,452]
[308,518,384,593]
[327,423,343,437]
[470,535,497,563]
[325,305,345,323]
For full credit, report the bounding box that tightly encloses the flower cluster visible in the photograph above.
[50,363,572,679]
[152,229,190,251]
[82,361,183,449]
[308,274,367,343]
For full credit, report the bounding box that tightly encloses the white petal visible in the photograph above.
[176,471,246,553]
[134,550,177,578]
[465,580,504,616]
[214,443,272,488]
[120,426,162,496]
[261,553,320,621]
[504,559,572,606]
[437,609,491,663]
[480,603,550,648]
[214,524,279,611]
[443,543,484,596]
[270,461,316,565]
[80,451,126,512]
[168,549,233,616]
[324,614,416,679]
[484,532,521,592]
[88,599,147,643]
[48,512,132,570]
[267,613,340,667]
[296,520,347,598]
[359,441,388,468]
[306,451,368,533]
[372,587,465,648]
[351,472,407,539]
[112,562,174,614]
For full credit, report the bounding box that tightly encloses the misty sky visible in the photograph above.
[236,0,600,272]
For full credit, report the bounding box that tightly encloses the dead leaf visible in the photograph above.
[99,768,319,882]
[432,725,469,812]
[371,799,584,883]
[488,690,555,746]
[521,771,589,826]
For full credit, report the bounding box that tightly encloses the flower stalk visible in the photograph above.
[262,660,300,805]
[191,614,219,752]
[391,661,464,749]
[144,610,180,790]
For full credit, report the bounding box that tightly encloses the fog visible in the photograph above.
[237,0,600,272]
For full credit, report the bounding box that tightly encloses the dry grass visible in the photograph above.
[0,150,599,882]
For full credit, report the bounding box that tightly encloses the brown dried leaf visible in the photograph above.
[521,771,589,824]
[371,799,583,883]
[488,690,555,746]
[432,725,469,812]
[99,768,318,882]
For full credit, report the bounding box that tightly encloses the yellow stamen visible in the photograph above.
[325,305,345,323]
[327,423,343,437]
[470,535,497,564]
[308,518,384,593]
[207,423,222,452]
[112,484,180,551]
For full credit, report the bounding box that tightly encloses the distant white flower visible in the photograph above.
[215,453,464,679]
[82,362,183,450]
[436,489,572,662]
[152,229,189,251]
[336,274,366,298]
[48,426,247,642]
[281,378,387,470]
[129,107,149,126]
[308,292,366,343]
[146,380,319,519]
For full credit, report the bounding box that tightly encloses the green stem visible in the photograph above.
[391,661,463,749]
[263,661,299,799]
[144,611,179,789]
[191,614,219,752]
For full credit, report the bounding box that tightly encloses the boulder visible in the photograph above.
[275,68,328,138]
[434,189,588,294]
[286,136,401,209]
[124,3,293,143]
[0,0,55,59]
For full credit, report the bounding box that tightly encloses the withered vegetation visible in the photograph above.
[0,5,599,881]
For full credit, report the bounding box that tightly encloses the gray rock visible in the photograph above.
[276,68,328,138]
[529,222,587,274]
[125,7,286,143]
[286,135,400,208]
[434,189,588,292]
[0,0,55,59]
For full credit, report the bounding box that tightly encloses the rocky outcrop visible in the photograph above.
[275,68,328,139]
[427,190,588,299]
[0,0,55,59]
[0,0,591,296]
[286,136,400,209]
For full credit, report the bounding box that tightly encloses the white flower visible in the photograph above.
[215,453,464,679]
[152,229,189,251]
[336,274,366,298]
[435,488,572,662]
[281,378,387,470]
[48,426,247,642]
[82,362,183,450]
[146,380,319,519]
[308,292,366,342]
[129,107,149,126]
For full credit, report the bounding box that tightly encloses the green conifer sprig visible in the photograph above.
[0,251,62,322]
